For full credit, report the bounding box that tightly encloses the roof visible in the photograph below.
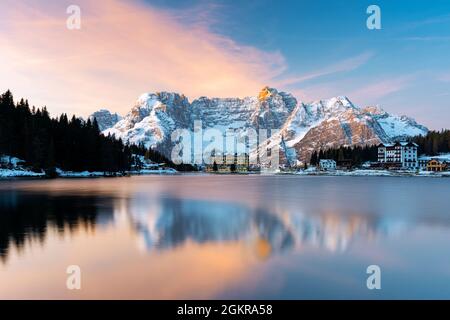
[426,159,448,165]
[378,141,418,148]
[401,141,418,147]
[378,143,393,147]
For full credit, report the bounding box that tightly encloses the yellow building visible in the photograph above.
[205,153,250,173]
[426,159,448,172]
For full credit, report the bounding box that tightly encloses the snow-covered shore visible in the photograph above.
[0,168,179,179]
[294,169,450,177]
[129,168,177,175]
[0,169,46,178]
[55,169,109,178]
[1,155,448,179]
[0,154,179,179]
[2,167,449,179]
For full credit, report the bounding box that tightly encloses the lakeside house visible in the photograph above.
[426,159,448,172]
[377,142,418,169]
[418,154,450,171]
[319,159,336,171]
[0,155,26,169]
[131,154,172,172]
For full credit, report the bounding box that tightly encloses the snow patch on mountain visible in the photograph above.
[376,115,428,138]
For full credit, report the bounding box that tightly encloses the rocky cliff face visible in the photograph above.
[92,87,428,164]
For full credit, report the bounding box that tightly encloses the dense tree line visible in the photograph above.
[413,130,450,156]
[0,90,195,174]
[310,145,378,166]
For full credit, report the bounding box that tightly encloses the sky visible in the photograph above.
[0,0,449,129]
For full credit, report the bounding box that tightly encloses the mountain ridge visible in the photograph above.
[92,87,428,164]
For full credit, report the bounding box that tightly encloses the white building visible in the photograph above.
[319,159,336,171]
[377,142,418,169]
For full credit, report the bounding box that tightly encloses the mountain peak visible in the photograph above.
[258,86,278,101]
[88,109,122,131]
[327,96,353,108]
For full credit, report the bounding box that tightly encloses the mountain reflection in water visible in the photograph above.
[1,186,446,263]
[0,191,114,261]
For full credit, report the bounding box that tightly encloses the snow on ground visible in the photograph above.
[130,168,177,175]
[57,167,177,177]
[55,169,106,177]
[0,168,178,178]
[0,155,44,178]
[0,153,178,178]
[295,169,449,177]
[335,170,403,176]
[295,169,390,176]
[418,153,450,162]
[0,169,45,178]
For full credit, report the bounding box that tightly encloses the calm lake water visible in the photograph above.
[0,175,449,299]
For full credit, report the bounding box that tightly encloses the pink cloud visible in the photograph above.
[348,75,415,102]
[0,0,286,116]
[287,74,415,107]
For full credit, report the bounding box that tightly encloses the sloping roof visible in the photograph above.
[427,159,443,164]
[400,141,418,147]
[379,141,418,148]
[378,143,393,147]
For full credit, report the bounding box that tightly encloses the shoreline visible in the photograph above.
[1,169,449,180]
[291,170,450,178]
[0,168,178,180]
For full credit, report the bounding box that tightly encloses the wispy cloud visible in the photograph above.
[348,75,415,102]
[401,36,450,41]
[404,13,450,29]
[0,0,286,116]
[168,1,225,30]
[276,52,374,88]
[289,74,416,105]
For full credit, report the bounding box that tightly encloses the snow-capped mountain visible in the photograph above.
[91,87,428,164]
[265,96,428,163]
[88,109,122,131]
